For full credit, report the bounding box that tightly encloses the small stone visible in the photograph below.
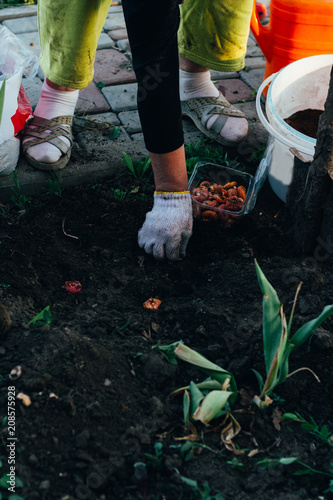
[28,454,39,465]
[39,480,50,490]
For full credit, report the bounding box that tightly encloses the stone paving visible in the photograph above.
[0,2,269,198]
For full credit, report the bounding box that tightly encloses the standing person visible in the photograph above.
[23,0,192,261]
[22,0,253,260]
[178,0,253,146]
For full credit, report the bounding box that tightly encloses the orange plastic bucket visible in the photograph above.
[251,0,333,83]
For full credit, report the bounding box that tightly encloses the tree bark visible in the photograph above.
[286,65,333,253]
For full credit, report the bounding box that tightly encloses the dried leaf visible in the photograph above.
[272,407,283,431]
[17,392,31,406]
[221,414,242,453]
[248,449,259,457]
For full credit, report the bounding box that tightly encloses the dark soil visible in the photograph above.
[1,147,333,500]
[285,109,324,139]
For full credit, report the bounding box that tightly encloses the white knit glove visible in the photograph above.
[138,191,193,260]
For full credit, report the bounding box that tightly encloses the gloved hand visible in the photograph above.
[138,191,193,260]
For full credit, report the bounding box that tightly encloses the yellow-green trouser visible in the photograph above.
[38,0,253,89]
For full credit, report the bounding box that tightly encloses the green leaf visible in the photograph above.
[251,368,264,392]
[189,381,204,418]
[174,344,237,394]
[282,412,304,422]
[154,340,183,365]
[109,126,121,140]
[183,390,190,425]
[28,305,51,325]
[192,390,234,425]
[289,305,333,349]
[122,152,135,175]
[0,77,5,126]
[255,260,283,374]
[279,457,299,465]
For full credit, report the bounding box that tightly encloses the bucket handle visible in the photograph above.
[256,74,315,157]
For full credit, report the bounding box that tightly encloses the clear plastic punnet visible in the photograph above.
[188,154,271,226]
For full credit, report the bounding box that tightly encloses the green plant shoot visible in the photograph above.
[28,306,53,327]
[253,259,333,407]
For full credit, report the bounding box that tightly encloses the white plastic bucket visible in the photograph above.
[256,54,333,202]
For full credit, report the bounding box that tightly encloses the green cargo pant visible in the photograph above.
[38,0,253,89]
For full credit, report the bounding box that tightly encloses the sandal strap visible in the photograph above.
[185,93,246,129]
[22,115,73,155]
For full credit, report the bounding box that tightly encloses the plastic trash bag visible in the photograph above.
[0,25,39,175]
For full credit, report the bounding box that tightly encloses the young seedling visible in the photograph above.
[257,456,333,480]
[28,306,53,327]
[252,260,333,407]
[156,341,237,426]
[122,152,151,181]
[185,139,240,176]
[46,171,63,197]
[283,412,333,444]
[10,171,32,211]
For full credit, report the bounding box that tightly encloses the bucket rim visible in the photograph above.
[267,54,333,147]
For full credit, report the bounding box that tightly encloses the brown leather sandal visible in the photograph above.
[181,92,248,147]
[22,115,74,171]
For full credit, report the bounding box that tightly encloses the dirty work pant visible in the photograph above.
[38,0,252,154]
[179,0,253,72]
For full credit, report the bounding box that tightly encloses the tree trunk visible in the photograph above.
[285,65,333,254]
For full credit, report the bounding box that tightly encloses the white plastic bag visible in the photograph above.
[0,24,39,174]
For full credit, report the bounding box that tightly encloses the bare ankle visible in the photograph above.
[179,55,209,73]
[45,78,77,92]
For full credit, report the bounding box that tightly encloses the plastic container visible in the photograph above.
[256,54,333,202]
[250,0,333,90]
[188,159,270,226]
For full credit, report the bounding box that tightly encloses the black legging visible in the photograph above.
[122,0,184,154]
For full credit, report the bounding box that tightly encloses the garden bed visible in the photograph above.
[0,148,332,500]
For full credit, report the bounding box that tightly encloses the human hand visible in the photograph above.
[138,191,193,260]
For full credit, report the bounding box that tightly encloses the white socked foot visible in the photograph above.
[23,80,79,164]
[179,69,248,142]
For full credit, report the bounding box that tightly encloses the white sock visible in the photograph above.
[24,80,79,164]
[179,69,248,142]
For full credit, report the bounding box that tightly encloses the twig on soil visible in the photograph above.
[62,217,79,240]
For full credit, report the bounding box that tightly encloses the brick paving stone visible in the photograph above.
[0,5,37,22]
[93,49,135,86]
[210,71,239,81]
[108,29,128,41]
[102,83,137,112]
[118,110,142,134]
[107,4,124,14]
[233,101,259,122]
[21,77,43,110]
[76,81,111,115]
[116,39,131,55]
[74,112,120,128]
[131,133,145,142]
[97,33,115,50]
[103,12,126,31]
[17,31,41,57]
[246,46,264,57]
[214,78,254,103]
[247,37,257,47]
[2,15,37,34]
[244,56,266,70]
[239,68,265,91]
